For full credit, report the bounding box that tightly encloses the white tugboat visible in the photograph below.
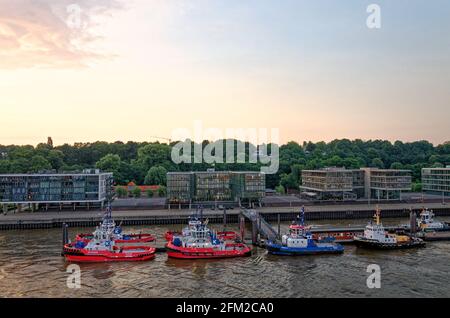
[418,209,450,232]
[354,207,425,250]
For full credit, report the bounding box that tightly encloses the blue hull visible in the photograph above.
[266,243,344,256]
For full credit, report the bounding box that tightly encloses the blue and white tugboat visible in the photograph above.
[266,207,344,256]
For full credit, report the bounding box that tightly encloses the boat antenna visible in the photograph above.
[299,206,305,226]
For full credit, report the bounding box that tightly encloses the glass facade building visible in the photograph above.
[300,167,412,201]
[167,171,266,204]
[422,167,450,196]
[0,171,113,205]
[300,168,355,200]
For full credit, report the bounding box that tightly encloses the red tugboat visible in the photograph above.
[63,226,156,262]
[166,218,251,259]
[165,214,238,242]
[76,207,155,244]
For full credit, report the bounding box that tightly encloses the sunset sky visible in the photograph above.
[1,0,449,146]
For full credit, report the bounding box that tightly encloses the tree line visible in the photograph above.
[0,139,449,190]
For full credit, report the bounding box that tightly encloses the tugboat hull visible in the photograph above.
[76,233,155,244]
[63,245,156,263]
[266,243,344,256]
[166,242,251,259]
[354,237,425,250]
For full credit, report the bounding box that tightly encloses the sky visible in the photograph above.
[0,0,449,146]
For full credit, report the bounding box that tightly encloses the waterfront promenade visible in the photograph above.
[0,201,449,230]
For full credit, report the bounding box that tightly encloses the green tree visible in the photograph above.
[47,150,65,171]
[371,158,385,169]
[158,186,167,197]
[116,187,128,198]
[144,166,167,185]
[280,173,298,190]
[412,182,422,192]
[30,155,51,172]
[96,154,121,172]
[0,160,11,173]
[146,189,154,198]
[9,158,30,173]
[275,185,285,194]
[137,143,173,172]
[390,162,403,170]
[96,154,124,183]
[132,187,141,198]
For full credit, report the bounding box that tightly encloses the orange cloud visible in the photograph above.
[0,0,123,69]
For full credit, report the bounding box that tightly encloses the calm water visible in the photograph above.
[1,218,450,298]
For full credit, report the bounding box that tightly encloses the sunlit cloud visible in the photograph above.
[0,0,123,69]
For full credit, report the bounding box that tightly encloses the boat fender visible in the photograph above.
[75,241,86,249]
[173,238,182,247]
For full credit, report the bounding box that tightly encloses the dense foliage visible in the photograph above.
[1,139,449,189]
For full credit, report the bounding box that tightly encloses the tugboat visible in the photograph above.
[417,209,450,232]
[266,207,344,256]
[76,206,155,244]
[63,226,156,263]
[166,219,251,259]
[354,207,425,250]
[165,212,237,242]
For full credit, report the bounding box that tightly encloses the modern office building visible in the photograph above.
[300,167,412,201]
[167,170,266,205]
[167,172,195,203]
[300,168,355,200]
[361,168,412,200]
[0,169,114,211]
[195,171,233,202]
[422,167,450,197]
[231,171,266,201]
[352,169,366,198]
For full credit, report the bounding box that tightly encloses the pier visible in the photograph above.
[1,202,450,230]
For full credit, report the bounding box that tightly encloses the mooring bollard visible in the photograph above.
[251,220,258,245]
[240,215,245,242]
[277,213,281,238]
[409,209,417,235]
[61,223,68,256]
[223,207,227,231]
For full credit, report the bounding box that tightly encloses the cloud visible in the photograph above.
[0,0,123,69]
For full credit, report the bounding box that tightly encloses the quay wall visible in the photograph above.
[1,203,450,230]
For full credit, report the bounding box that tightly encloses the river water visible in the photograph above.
[0,217,449,298]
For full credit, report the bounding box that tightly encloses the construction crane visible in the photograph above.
[149,136,172,143]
